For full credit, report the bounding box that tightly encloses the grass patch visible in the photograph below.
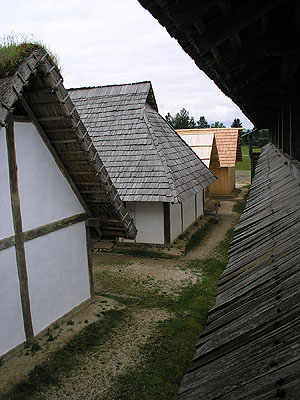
[236,146,261,171]
[1,309,127,400]
[103,259,227,400]
[115,248,177,259]
[0,33,60,77]
[184,218,215,255]
[232,189,249,214]
[102,232,233,400]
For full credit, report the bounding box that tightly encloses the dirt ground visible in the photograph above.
[0,183,249,399]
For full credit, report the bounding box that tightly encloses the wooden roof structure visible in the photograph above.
[0,48,136,239]
[69,83,216,203]
[177,128,242,168]
[138,0,300,162]
[137,1,300,398]
[178,143,300,399]
[177,131,218,168]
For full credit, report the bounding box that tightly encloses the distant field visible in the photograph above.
[237,146,262,171]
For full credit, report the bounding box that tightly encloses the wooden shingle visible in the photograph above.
[69,83,216,203]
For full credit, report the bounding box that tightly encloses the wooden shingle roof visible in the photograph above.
[177,130,220,169]
[177,128,242,168]
[0,48,136,239]
[178,143,300,399]
[69,83,216,203]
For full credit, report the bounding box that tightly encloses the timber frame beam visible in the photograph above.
[6,113,34,344]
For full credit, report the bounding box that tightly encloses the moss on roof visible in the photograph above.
[0,36,60,78]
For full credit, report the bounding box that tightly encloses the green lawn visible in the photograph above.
[236,145,261,171]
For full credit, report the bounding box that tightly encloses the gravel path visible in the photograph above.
[1,189,247,399]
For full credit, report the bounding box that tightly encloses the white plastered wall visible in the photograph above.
[0,122,91,356]
[121,202,164,244]
[182,194,197,231]
[25,222,90,335]
[196,191,204,218]
[0,127,14,239]
[0,247,26,356]
[170,191,204,243]
[170,202,182,242]
[14,122,85,231]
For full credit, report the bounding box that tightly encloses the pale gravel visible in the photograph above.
[1,191,248,400]
[33,308,172,400]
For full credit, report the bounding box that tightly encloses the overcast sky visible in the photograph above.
[1,0,252,128]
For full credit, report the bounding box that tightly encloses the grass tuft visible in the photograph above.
[0,309,127,400]
[184,218,215,255]
[0,33,60,77]
[103,232,233,400]
[232,190,249,214]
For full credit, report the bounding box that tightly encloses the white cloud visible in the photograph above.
[0,0,253,128]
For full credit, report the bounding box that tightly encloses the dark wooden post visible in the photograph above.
[163,202,171,245]
[282,99,290,155]
[85,226,95,297]
[6,114,34,344]
[290,83,300,161]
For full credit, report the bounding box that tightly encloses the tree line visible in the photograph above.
[165,108,269,147]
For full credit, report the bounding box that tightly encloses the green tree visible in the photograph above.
[172,108,196,129]
[231,118,243,128]
[165,112,174,127]
[197,116,210,128]
[211,121,226,128]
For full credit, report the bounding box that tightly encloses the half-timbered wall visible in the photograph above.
[15,123,85,230]
[0,122,90,357]
[120,191,204,245]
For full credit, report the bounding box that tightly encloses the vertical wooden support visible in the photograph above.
[282,99,290,155]
[163,202,171,245]
[290,83,300,161]
[6,114,34,344]
[181,203,184,234]
[289,91,292,158]
[85,226,95,297]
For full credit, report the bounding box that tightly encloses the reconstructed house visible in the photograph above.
[139,0,300,397]
[177,128,242,195]
[69,82,215,245]
[0,47,136,357]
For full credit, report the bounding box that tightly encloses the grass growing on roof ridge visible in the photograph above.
[0,33,60,77]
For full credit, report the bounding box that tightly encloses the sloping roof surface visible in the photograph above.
[178,128,242,168]
[214,129,242,167]
[178,143,300,399]
[69,84,215,203]
[0,48,136,239]
[178,131,215,168]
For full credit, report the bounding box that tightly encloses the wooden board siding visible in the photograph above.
[178,143,300,399]
[210,166,235,195]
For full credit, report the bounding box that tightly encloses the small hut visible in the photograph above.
[177,128,242,195]
[69,82,216,245]
[0,47,136,357]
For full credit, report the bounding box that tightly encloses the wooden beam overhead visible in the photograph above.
[193,0,285,55]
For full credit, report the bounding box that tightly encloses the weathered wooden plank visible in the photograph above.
[6,115,34,344]
[86,226,95,297]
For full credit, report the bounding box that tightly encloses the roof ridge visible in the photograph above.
[143,105,179,203]
[68,81,151,91]
[0,48,137,239]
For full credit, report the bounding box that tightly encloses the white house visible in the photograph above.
[0,47,136,357]
[69,82,216,245]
